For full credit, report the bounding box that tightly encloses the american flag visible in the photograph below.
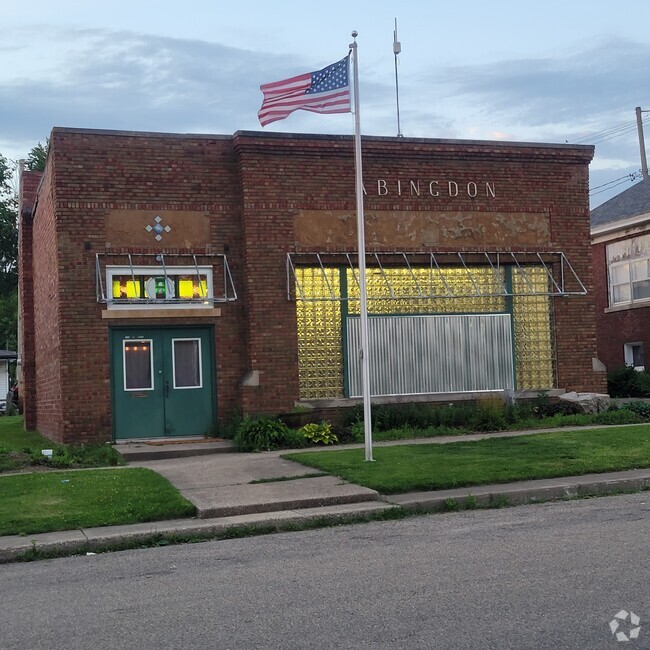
[258,56,351,127]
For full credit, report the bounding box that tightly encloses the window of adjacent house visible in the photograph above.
[607,235,650,306]
[107,266,213,309]
[624,342,645,371]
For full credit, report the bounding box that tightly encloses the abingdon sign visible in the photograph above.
[365,178,497,198]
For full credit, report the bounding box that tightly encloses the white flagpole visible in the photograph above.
[349,31,373,462]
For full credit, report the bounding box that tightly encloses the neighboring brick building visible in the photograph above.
[591,179,650,371]
[19,127,604,444]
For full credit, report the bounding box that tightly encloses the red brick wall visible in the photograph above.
[592,235,650,370]
[18,170,42,429]
[21,128,604,444]
[28,161,66,440]
[234,132,605,404]
[27,129,247,442]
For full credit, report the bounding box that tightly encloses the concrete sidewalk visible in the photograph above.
[1,467,648,563]
[1,425,650,562]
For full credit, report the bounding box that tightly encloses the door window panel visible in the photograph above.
[173,339,202,388]
[123,340,153,390]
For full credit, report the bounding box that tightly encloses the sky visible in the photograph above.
[2,0,650,207]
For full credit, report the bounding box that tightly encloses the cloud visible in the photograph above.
[430,38,649,131]
[0,27,645,209]
[0,27,321,151]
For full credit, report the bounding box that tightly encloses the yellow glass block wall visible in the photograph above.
[295,265,556,399]
[512,267,555,390]
[295,268,344,399]
[346,267,506,314]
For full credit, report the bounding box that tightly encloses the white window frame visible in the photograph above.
[172,338,203,389]
[123,338,154,391]
[607,234,650,307]
[106,265,214,310]
[624,342,645,372]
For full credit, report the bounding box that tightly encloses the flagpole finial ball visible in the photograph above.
[351,30,358,38]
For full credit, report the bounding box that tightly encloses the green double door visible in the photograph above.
[111,327,215,439]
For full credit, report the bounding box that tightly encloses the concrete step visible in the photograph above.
[188,475,381,518]
[114,439,235,462]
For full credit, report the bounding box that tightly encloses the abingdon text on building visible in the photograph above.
[365,179,497,198]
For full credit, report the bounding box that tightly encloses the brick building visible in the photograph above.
[591,178,650,370]
[19,127,604,444]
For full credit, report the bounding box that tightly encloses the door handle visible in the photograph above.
[165,380,170,398]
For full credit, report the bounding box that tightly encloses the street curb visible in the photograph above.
[0,502,396,564]
[384,470,650,511]
[2,471,650,563]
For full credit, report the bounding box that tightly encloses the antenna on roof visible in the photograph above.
[393,18,403,137]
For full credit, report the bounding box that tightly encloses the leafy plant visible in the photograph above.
[471,395,507,431]
[607,365,650,397]
[620,400,650,418]
[207,411,244,439]
[234,416,292,452]
[300,422,338,445]
[282,426,309,449]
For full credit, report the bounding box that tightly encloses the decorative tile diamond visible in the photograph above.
[145,215,172,241]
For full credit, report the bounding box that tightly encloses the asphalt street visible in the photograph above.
[1,493,648,649]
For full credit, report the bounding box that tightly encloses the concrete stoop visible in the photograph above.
[188,476,381,518]
[113,439,235,462]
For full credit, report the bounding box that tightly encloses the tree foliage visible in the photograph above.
[0,153,17,350]
[26,140,48,172]
[0,142,47,351]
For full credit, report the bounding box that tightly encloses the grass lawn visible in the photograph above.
[0,416,123,472]
[284,425,650,493]
[0,416,51,450]
[0,468,196,536]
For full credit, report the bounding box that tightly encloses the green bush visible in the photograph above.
[592,409,642,425]
[234,416,292,452]
[620,400,650,419]
[208,411,244,439]
[471,396,507,431]
[300,422,338,445]
[282,426,309,449]
[26,444,123,468]
[347,402,478,432]
[607,366,650,397]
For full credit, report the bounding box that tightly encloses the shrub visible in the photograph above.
[593,410,642,425]
[349,417,365,443]
[471,395,507,431]
[282,426,310,449]
[27,444,123,468]
[207,411,244,439]
[234,416,291,452]
[632,371,650,396]
[620,400,650,419]
[300,422,338,445]
[607,366,650,397]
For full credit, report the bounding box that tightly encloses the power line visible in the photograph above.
[571,115,650,145]
[589,172,641,197]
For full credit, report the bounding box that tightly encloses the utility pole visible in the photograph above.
[393,18,403,137]
[635,106,648,180]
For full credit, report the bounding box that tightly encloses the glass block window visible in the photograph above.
[346,267,506,314]
[295,268,344,399]
[295,265,555,399]
[512,267,555,390]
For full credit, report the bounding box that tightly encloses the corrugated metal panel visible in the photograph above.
[347,314,514,397]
